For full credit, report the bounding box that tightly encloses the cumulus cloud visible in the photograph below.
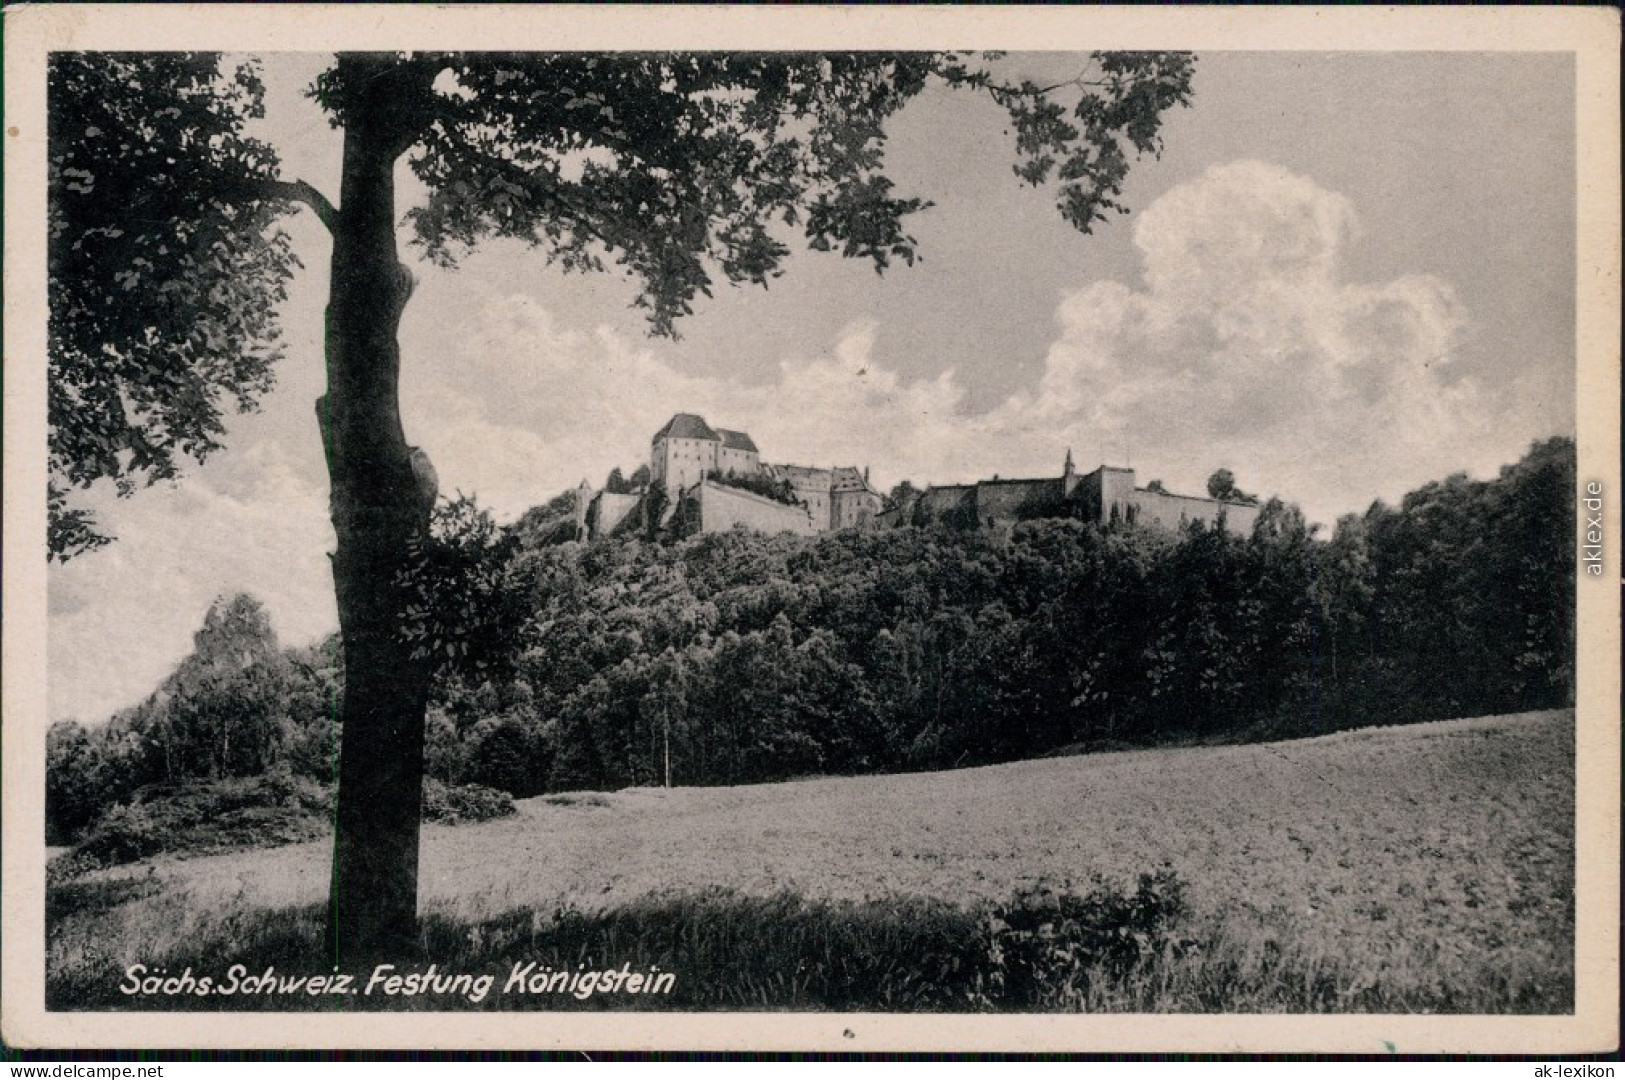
[970,160,1548,523]
[48,439,335,724]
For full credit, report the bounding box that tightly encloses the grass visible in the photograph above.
[46,709,1574,1012]
[67,775,513,868]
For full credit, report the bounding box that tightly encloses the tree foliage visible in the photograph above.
[1205,467,1257,505]
[47,54,300,559]
[381,52,1195,336]
[397,494,533,682]
[705,468,803,507]
[45,593,310,843]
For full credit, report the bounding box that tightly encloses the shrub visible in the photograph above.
[422,778,515,825]
[983,868,1189,1008]
[69,776,332,867]
[76,802,162,865]
[705,469,804,509]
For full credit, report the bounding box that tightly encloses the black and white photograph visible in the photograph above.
[3,4,1618,1054]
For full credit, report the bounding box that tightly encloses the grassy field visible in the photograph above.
[48,709,1573,1012]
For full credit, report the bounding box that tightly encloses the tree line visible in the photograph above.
[48,437,1574,843]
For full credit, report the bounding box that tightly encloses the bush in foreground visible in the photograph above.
[47,864,1567,1013]
[73,775,330,867]
[48,874,1189,1012]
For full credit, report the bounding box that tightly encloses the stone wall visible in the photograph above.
[970,477,1067,525]
[696,481,816,536]
[592,492,644,537]
[769,465,834,529]
[912,484,977,527]
[1098,467,1137,523]
[1130,489,1258,536]
[716,445,758,478]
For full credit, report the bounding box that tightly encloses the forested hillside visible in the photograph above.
[48,438,1574,852]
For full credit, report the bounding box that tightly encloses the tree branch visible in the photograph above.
[263,178,338,233]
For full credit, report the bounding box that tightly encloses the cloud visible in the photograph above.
[399,162,1554,533]
[400,299,972,517]
[969,159,1551,523]
[47,438,335,724]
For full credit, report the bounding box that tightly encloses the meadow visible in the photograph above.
[47,709,1573,1012]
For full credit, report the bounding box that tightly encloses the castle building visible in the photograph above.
[583,413,883,539]
[579,416,1256,542]
[882,450,1260,537]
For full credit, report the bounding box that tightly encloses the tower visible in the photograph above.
[651,413,722,496]
[1062,447,1078,498]
[573,478,594,541]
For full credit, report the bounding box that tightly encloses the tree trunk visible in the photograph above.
[322,57,437,961]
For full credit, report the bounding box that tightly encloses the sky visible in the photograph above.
[47,51,1577,725]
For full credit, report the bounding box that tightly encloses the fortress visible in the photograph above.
[573,413,885,540]
[572,413,1259,540]
[882,450,1260,536]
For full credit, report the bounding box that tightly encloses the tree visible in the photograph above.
[164,593,288,780]
[1206,467,1258,505]
[887,479,920,509]
[49,49,1195,957]
[47,55,299,560]
[46,720,99,845]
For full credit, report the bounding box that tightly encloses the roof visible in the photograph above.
[1135,485,1255,508]
[717,429,759,453]
[978,476,1061,488]
[652,413,720,443]
[830,466,875,493]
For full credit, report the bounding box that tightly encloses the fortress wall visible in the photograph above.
[698,481,816,536]
[799,489,830,528]
[1070,470,1103,522]
[915,485,976,525]
[593,492,643,537]
[1130,489,1258,537]
[1219,501,1260,536]
[972,478,1065,524]
[775,468,832,528]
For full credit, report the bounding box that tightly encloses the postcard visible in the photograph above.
[4,4,1618,1053]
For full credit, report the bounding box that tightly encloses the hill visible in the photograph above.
[48,437,1575,855]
